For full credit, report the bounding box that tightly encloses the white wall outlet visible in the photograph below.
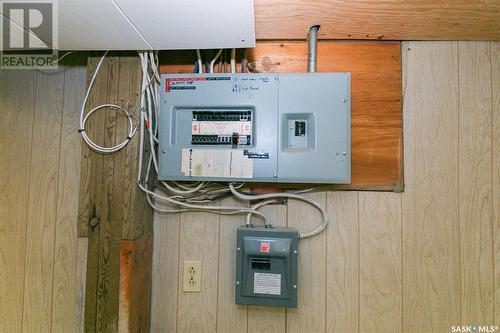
[182,260,202,292]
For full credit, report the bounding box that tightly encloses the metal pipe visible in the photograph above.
[307,25,320,72]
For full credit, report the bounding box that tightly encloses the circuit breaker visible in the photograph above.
[158,72,351,184]
[235,226,298,308]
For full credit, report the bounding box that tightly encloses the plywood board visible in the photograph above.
[159,41,403,191]
[359,192,402,332]
[253,0,500,40]
[402,42,461,332]
[0,69,36,333]
[458,41,494,324]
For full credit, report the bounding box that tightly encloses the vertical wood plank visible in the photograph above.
[22,69,65,333]
[75,239,89,333]
[286,193,327,333]
[491,41,500,327]
[247,203,287,333]
[217,198,248,333]
[118,234,152,332]
[359,192,402,333]
[151,212,180,333]
[177,211,219,333]
[95,55,121,333]
[0,69,37,333]
[51,60,89,332]
[402,41,461,332]
[83,54,109,332]
[326,191,359,333]
[458,41,494,324]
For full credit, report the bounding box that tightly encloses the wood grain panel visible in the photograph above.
[159,41,403,191]
[325,191,359,333]
[95,55,121,333]
[458,41,494,324]
[247,203,287,333]
[151,211,180,333]
[402,42,461,332]
[22,69,65,333]
[359,192,402,333]
[253,0,500,40]
[492,41,500,327]
[217,198,248,333]
[51,59,89,333]
[286,193,327,333]
[177,211,219,333]
[83,55,110,331]
[0,69,36,333]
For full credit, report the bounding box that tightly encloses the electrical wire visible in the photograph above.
[230,48,236,73]
[229,184,329,239]
[209,49,223,73]
[79,51,139,154]
[196,49,203,73]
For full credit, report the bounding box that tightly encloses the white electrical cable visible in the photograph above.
[246,199,281,226]
[196,49,203,73]
[139,183,266,220]
[229,184,329,239]
[79,51,139,154]
[230,48,236,73]
[209,49,223,73]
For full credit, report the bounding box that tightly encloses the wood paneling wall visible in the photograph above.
[0,59,88,332]
[151,41,500,332]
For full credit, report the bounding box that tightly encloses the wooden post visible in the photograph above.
[77,54,152,332]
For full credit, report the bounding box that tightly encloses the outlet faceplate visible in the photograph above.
[182,260,202,292]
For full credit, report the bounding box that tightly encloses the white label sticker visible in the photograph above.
[181,149,253,178]
[253,272,281,296]
[192,121,252,135]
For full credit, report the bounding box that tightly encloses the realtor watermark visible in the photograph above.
[1,0,58,69]
[450,325,499,333]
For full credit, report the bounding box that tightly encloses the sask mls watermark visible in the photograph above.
[1,0,58,69]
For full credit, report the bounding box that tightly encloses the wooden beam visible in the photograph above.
[254,0,500,40]
[159,41,403,191]
[78,53,152,332]
[118,234,153,332]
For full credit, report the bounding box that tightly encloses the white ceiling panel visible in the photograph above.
[58,0,151,50]
[112,0,255,50]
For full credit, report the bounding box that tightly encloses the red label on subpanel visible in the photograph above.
[260,242,270,253]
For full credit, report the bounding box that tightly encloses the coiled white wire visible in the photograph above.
[79,51,138,154]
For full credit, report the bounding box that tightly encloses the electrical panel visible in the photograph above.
[235,226,298,308]
[158,73,351,184]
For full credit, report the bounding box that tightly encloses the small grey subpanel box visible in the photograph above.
[235,226,299,308]
[159,73,351,184]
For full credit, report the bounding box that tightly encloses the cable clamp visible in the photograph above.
[78,129,85,133]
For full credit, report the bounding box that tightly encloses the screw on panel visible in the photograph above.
[342,98,347,103]
[162,149,166,153]
[342,152,346,156]
[236,281,240,285]
[293,250,298,255]
[273,173,277,178]
[237,247,241,251]
[293,285,297,289]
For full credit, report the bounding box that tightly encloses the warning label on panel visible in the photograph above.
[253,273,281,296]
[181,148,253,178]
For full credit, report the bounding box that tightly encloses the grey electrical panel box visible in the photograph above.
[235,226,298,308]
[159,73,350,184]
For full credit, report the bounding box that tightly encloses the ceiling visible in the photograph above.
[1,0,256,51]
